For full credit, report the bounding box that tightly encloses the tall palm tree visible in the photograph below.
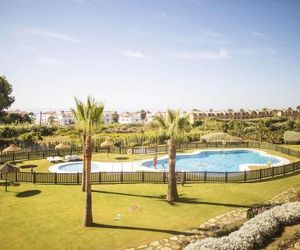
[72,96,104,227]
[72,98,87,192]
[154,110,190,202]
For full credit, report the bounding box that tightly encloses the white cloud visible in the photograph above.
[175,48,230,60]
[19,44,63,65]
[251,32,267,39]
[18,27,81,43]
[236,47,277,56]
[120,49,149,59]
[19,44,44,54]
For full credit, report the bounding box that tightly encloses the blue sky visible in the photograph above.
[1,0,300,112]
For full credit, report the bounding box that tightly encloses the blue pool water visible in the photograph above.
[141,150,281,172]
[58,162,101,173]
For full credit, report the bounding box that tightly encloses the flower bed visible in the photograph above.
[185,202,300,250]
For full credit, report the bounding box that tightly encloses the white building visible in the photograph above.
[40,111,75,126]
[119,112,143,124]
[103,111,115,124]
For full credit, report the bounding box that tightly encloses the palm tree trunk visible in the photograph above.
[82,135,93,227]
[81,133,86,192]
[167,139,179,202]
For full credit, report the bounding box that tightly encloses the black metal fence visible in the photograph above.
[1,161,300,184]
[0,141,261,163]
[0,141,300,184]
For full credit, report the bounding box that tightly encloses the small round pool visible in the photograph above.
[49,162,102,173]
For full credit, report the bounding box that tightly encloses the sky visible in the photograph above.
[0,0,300,112]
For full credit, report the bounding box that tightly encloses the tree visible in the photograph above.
[0,76,15,113]
[48,115,56,125]
[72,96,104,227]
[140,110,147,121]
[111,111,119,123]
[255,120,267,143]
[154,110,190,202]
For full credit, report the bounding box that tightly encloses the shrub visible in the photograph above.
[200,132,242,143]
[284,131,300,144]
[185,202,300,250]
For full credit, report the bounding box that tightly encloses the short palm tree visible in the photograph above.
[72,96,104,227]
[154,110,190,202]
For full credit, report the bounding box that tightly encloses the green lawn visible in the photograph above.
[283,144,300,151]
[1,175,300,250]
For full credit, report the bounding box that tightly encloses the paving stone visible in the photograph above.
[150,241,160,247]
[137,245,148,249]
[294,241,300,249]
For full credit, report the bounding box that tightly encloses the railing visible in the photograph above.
[0,141,300,184]
[1,161,300,184]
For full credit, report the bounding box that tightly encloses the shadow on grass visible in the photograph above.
[92,189,251,208]
[92,223,193,235]
[92,189,165,199]
[16,190,41,198]
[171,197,252,208]
[0,182,20,187]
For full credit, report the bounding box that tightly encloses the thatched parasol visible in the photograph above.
[0,163,20,173]
[2,144,21,154]
[100,140,114,148]
[55,143,71,150]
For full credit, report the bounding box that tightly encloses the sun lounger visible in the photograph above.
[47,156,63,163]
[64,155,82,162]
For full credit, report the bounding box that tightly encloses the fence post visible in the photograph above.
[244,170,247,182]
[12,152,15,162]
[283,165,286,175]
[272,167,275,178]
[225,171,228,183]
[142,171,145,183]
[259,169,262,180]
[293,163,295,172]
[27,152,30,160]
[120,171,123,183]
[204,170,207,183]
[163,171,166,184]
[183,171,186,184]
[54,172,57,184]
[33,172,36,184]
[99,172,101,183]
[15,171,18,182]
[77,172,79,184]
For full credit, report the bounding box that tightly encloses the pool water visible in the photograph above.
[58,162,101,173]
[141,150,281,172]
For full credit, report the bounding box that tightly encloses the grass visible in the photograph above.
[1,174,300,250]
[282,144,300,151]
[265,223,300,249]
[12,148,299,173]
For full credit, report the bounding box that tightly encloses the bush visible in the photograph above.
[185,202,300,250]
[201,132,242,143]
[284,131,300,144]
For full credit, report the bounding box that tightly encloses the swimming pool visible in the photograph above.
[141,149,289,172]
[48,149,289,173]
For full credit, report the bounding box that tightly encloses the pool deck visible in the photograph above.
[48,148,290,173]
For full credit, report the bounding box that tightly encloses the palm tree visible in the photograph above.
[72,96,104,227]
[72,98,87,192]
[154,110,190,202]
